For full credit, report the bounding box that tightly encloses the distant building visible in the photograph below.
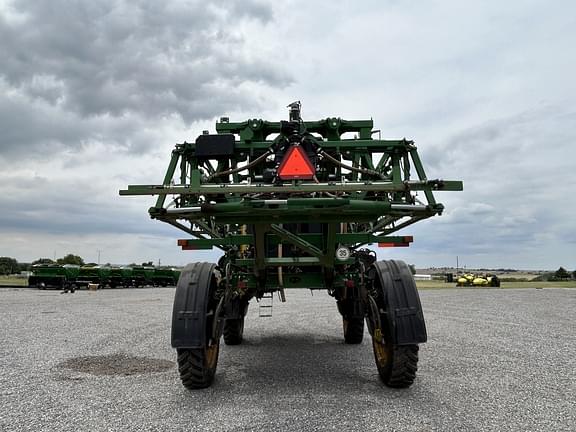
[414,274,432,281]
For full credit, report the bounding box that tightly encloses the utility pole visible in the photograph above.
[97,249,102,265]
[456,255,459,275]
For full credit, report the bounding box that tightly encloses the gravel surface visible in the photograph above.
[0,287,574,431]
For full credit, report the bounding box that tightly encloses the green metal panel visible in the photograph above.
[121,180,462,196]
[120,104,462,290]
[31,264,67,277]
[177,234,413,250]
[62,265,80,279]
[29,264,68,288]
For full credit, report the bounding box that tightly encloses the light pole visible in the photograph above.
[456,255,459,275]
[97,249,103,265]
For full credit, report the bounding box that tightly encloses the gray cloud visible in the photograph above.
[1,0,575,269]
[0,172,150,235]
[0,0,290,157]
[368,100,573,267]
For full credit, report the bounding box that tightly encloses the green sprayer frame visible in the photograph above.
[120,108,462,292]
[120,103,462,389]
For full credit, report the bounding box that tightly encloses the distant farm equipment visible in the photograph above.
[28,264,78,289]
[28,264,180,289]
[456,273,500,287]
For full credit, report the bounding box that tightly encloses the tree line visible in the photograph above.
[532,267,576,281]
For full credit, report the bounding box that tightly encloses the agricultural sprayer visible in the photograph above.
[120,102,462,389]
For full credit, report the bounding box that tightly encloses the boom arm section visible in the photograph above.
[120,107,462,275]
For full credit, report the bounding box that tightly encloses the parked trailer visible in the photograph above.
[131,266,154,287]
[172,269,181,284]
[29,264,180,289]
[76,266,111,288]
[62,264,80,284]
[149,267,178,287]
[108,266,133,288]
[29,264,68,289]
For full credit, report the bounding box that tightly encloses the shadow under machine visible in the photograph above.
[120,102,463,389]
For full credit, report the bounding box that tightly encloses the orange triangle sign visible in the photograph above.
[278,145,315,180]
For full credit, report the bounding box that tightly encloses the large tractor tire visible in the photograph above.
[223,318,245,345]
[343,317,364,344]
[367,260,426,388]
[172,262,222,389]
[176,344,220,390]
[336,298,364,344]
[372,337,419,388]
[223,300,249,345]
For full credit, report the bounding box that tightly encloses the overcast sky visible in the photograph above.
[1,0,574,270]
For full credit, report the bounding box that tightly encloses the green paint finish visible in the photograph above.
[177,234,413,250]
[120,105,462,290]
[120,180,462,196]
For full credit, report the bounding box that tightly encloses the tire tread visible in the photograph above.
[177,348,214,389]
[223,318,244,345]
[343,318,364,344]
[381,344,419,388]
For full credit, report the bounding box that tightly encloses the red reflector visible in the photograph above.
[378,243,410,248]
[278,145,315,180]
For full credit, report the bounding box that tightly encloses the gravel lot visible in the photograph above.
[0,287,574,431]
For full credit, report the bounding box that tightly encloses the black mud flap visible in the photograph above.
[373,260,427,345]
[171,262,216,348]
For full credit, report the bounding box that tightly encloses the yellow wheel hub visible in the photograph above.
[206,343,218,369]
[373,328,389,366]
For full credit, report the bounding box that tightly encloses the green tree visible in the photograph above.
[572,270,576,280]
[554,267,570,280]
[0,257,19,275]
[31,258,54,265]
[56,254,85,266]
[142,261,154,266]
[18,262,31,272]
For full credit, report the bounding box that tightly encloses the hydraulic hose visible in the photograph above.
[318,150,386,180]
[208,150,273,181]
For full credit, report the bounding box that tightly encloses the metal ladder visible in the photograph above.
[259,292,273,318]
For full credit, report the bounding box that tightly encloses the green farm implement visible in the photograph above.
[108,267,133,288]
[131,266,154,287]
[29,264,78,289]
[120,102,462,389]
[151,267,180,287]
[76,265,110,288]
